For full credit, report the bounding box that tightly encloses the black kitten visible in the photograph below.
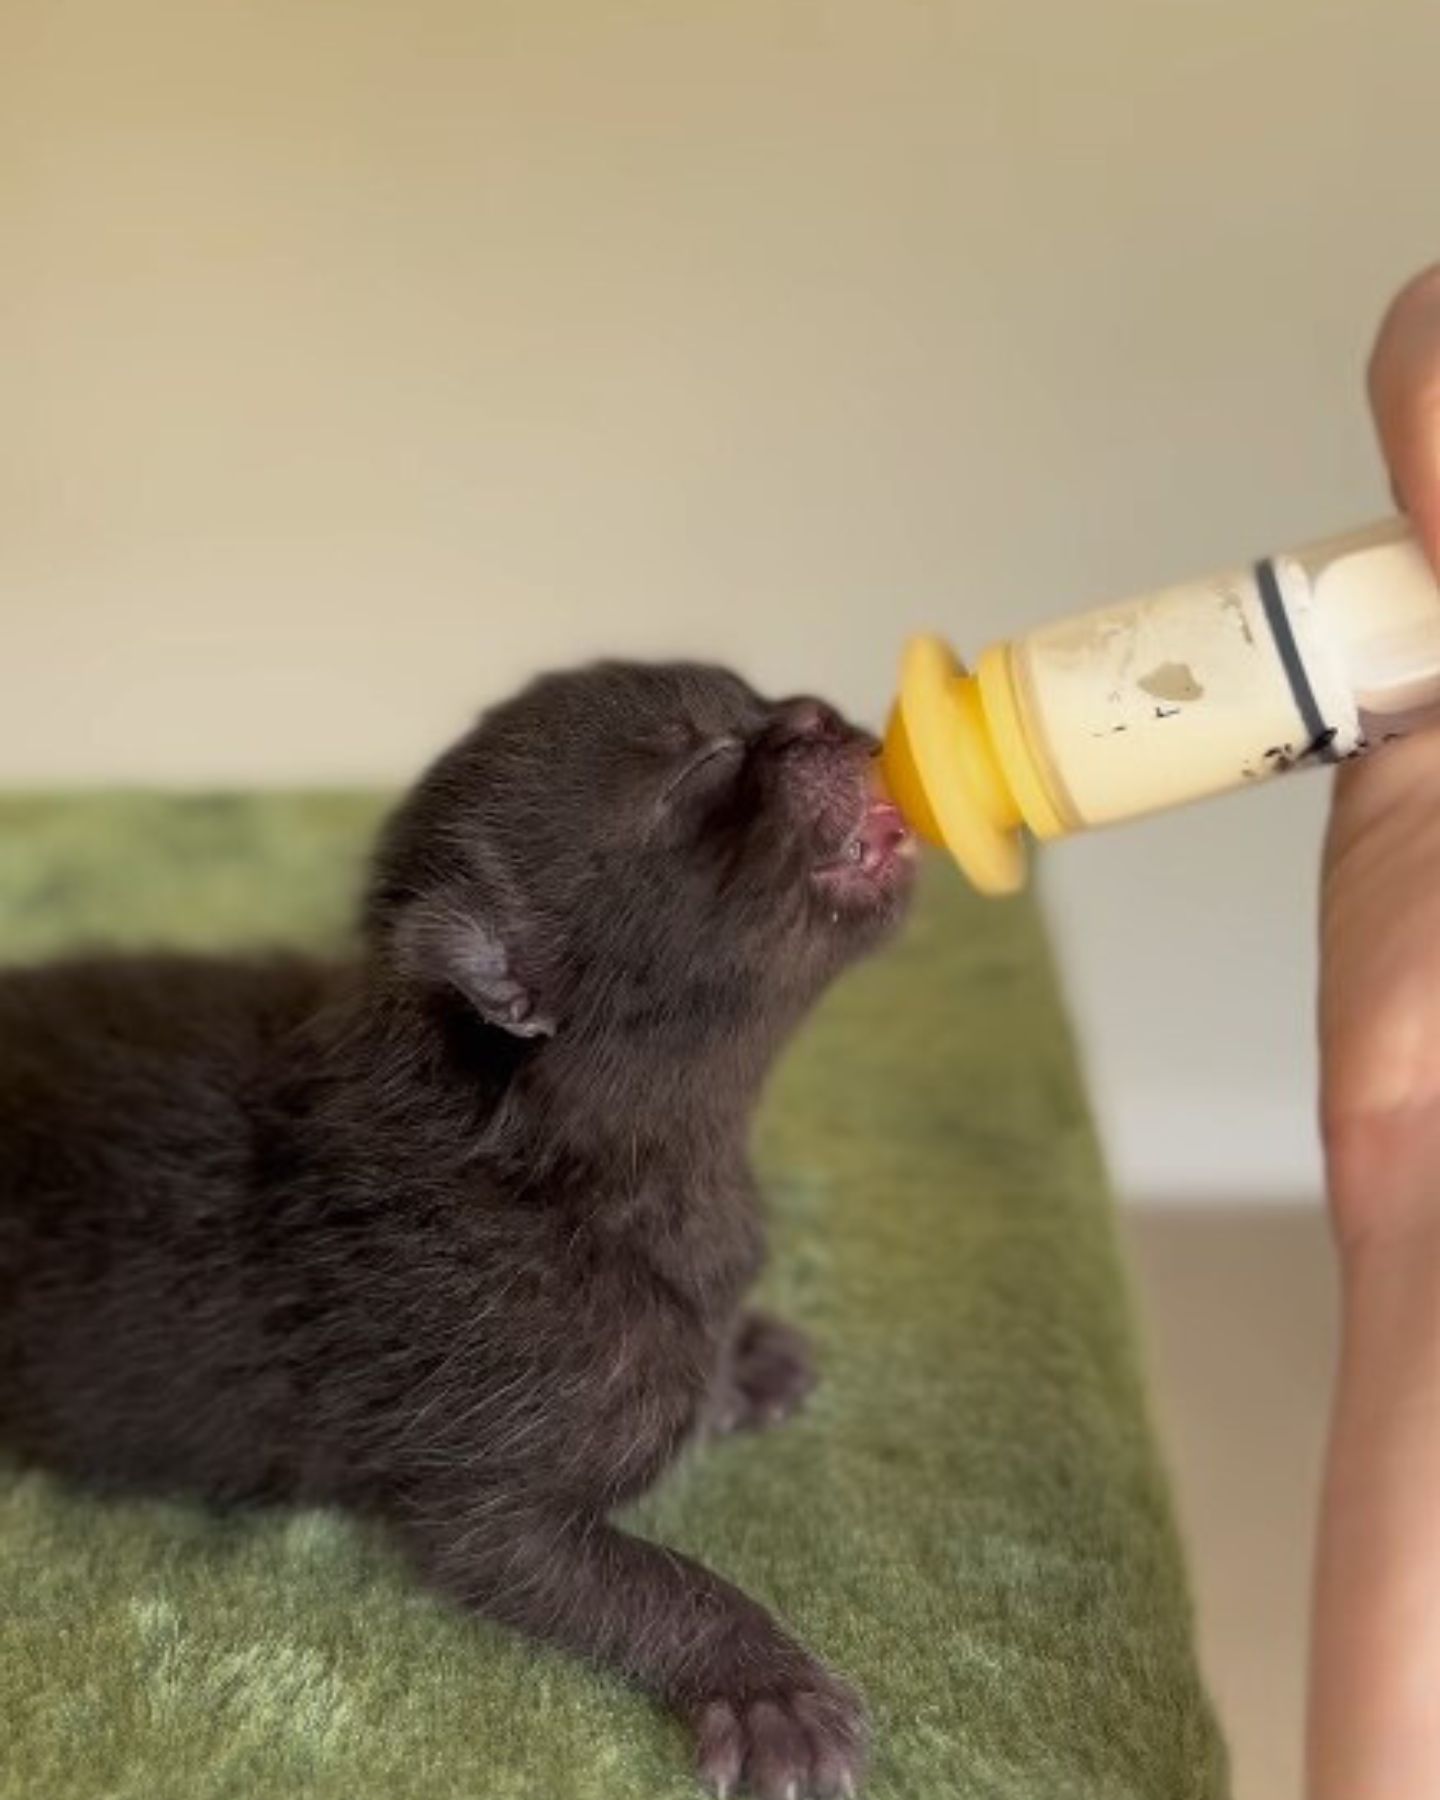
[0,661,914,1799]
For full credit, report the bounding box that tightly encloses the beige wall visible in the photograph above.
[4,0,1437,1197]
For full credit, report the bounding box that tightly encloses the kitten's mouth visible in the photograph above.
[812,794,917,901]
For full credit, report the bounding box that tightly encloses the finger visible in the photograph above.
[1367,263,1440,567]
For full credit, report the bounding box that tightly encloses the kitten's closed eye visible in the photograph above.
[662,737,745,805]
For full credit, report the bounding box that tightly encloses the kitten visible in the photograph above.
[0,661,914,1798]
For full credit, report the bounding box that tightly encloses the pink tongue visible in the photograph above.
[857,800,910,872]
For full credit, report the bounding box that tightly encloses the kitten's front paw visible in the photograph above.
[691,1671,866,1800]
[711,1312,817,1435]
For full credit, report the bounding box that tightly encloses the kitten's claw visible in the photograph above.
[696,1699,744,1798]
[690,1678,865,1799]
[710,1312,817,1437]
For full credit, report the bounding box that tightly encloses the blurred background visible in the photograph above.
[5,2,1435,1791]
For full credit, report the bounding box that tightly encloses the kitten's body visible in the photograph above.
[0,947,757,1512]
[0,663,912,1799]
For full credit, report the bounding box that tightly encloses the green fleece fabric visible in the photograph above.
[0,794,1227,1800]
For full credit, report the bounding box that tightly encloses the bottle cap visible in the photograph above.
[880,635,1029,896]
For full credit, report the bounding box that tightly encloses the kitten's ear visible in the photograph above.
[392,895,555,1039]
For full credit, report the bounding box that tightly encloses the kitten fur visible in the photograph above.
[0,661,914,1799]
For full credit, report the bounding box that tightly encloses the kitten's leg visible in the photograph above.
[709,1310,818,1436]
[400,1505,865,1799]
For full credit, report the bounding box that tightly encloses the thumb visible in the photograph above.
[1368,263,1440,571]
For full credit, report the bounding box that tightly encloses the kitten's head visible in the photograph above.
[366,661,914,1048]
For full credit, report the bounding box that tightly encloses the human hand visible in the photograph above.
[1321,265,1440,1245]
[1309,265,1440,1800]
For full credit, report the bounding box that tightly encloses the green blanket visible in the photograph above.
[0,795,1226,1800]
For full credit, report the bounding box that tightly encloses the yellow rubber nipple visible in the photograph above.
[880,636,1029,897]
